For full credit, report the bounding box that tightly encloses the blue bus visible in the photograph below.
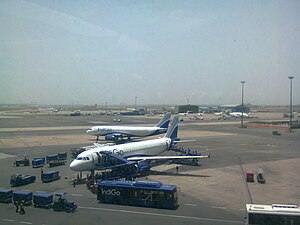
[97,180,178,210]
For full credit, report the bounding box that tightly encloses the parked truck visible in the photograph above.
[13,190,33,206]
[46,152,67,167]
[33,193,53,208]
[10,174,36,187]
[32,157,45,168]
[41,171,60,183]
[0,189,13,203]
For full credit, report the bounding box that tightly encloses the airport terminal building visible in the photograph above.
[199,104,251,113]
[176,105,199,113]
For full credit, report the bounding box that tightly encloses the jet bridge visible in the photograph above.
[92,151,150,180]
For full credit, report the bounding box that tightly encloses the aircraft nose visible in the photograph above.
[86,129,91,134]
[70,160,81,171]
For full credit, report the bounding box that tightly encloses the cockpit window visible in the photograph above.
[76,156,90,160]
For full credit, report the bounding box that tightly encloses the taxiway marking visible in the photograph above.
[71,194,84,197]
[212,206,227,209]
[2,219,14,222]
[185,203,197,207]
[20,221,33,224]
[79,206,244,224]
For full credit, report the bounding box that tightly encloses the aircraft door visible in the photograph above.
[92,152,100,165]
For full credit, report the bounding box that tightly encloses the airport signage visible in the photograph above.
[101,188,121,196]
[112,149,124,156]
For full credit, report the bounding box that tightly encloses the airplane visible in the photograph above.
[214,112,224,116]
[86,113,171,141]
[70,115,210,172]
[229,112,249,118]
[179,111,190,116]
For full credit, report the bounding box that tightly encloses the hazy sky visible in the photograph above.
[0,0,299,105]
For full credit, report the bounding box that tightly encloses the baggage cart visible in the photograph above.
[41,171,60,183]
[33,193,53,208]
[0,189,13,203]
[13,190,33,206]
[46,152,67,167]
[32,157,45,168]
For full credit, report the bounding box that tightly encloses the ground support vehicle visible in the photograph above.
[257,168,266,183]
[0,189,13,203]
[14,156,30,167]
[97,180,178,209]
[246,170,254,182]
[41,171,60,183]
[32,157,45,168]
[46,152,67,167]
[272,130,281,136]
[245,204,300,225]
[52,192,77,213]
[13,191,33,206]
[10,174,36,187]
[33,193,53,208]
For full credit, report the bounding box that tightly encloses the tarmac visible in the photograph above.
[0,112,299,225]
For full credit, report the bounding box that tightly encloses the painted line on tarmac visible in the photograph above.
[212,206,227,209]
[71,194,84,197]
[2,218,14,222]
[185,203,197,207]
[20,221,33,224]
[79,206,244,224]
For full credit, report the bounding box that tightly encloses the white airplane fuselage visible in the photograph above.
[87,126,166,137]
[229,112,249,118]
[70,137,171,171]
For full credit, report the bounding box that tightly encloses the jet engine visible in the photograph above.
[105,134,119,141]
[135,161,151,174]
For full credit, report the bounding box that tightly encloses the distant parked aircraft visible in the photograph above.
[86,113,171,142]
[179,111,190,116]
[229,112,249,118]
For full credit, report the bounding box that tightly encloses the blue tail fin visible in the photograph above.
[164,115,179,140]
[155,113,171,129]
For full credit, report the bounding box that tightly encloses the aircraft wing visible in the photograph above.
[127,154,210,161]
[173,139,196,143]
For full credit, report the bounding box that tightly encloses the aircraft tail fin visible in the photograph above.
[155,113,171,129]
[164,115,179,139]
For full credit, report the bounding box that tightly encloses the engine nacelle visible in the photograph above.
[105,134,119,141]
[135,161,151,174]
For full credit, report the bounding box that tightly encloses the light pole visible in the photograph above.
[135,95,137,110]
[288,76,294,132]
[241,81,246,128]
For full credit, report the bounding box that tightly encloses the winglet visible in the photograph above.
[155,113,171,129]
[164,115,179,139]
